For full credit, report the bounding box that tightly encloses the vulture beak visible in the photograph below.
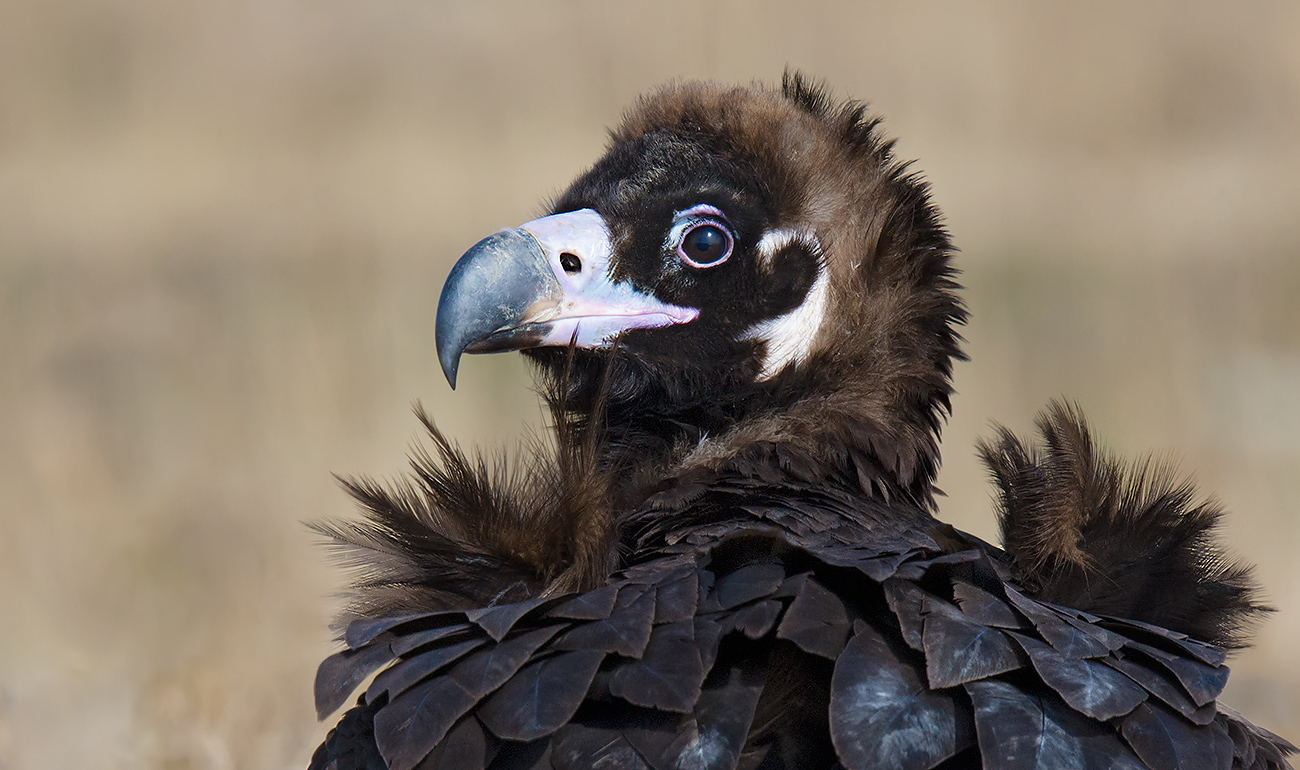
[435,208,699,387]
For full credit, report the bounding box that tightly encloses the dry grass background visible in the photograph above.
[2,1,1298,767]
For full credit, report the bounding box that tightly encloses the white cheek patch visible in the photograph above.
[741,229,829,380]
[754,227,806,267]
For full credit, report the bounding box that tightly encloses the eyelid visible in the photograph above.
[666,205,734,255]
[677,203,728,222]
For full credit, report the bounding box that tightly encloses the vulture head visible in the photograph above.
[437,74,965,507]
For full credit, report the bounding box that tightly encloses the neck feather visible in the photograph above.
[540,353,949,513]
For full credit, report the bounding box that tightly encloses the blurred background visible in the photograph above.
[2,1,1298,767]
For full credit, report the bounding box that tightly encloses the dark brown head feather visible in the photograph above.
[979,399,1269,648]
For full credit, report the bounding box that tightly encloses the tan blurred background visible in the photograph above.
[2,1,1298,767]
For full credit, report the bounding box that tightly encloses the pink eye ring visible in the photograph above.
[676,222,733,268]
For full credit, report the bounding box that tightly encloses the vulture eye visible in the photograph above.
[677,222,733,268]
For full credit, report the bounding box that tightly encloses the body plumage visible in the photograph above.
[309,75,1292,770]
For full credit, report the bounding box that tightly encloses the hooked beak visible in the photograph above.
[435,209,699,388]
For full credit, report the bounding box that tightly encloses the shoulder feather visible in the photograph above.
[978,400,1268,649]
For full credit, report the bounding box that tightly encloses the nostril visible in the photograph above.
[559,253,582,274]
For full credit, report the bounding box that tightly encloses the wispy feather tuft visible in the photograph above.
[979,400,1269,649]
[312,344,618,633]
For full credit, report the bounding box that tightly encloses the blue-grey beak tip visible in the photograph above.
[438,348,460,390]
[435,229,556,389]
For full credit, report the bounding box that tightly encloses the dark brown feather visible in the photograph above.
[311,346,619,631]
[979,400,1269,648]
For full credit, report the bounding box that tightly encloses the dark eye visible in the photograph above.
[677,223,733,268]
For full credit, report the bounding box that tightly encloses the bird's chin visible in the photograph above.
[528,343,682,403]
[519,346,618,409]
